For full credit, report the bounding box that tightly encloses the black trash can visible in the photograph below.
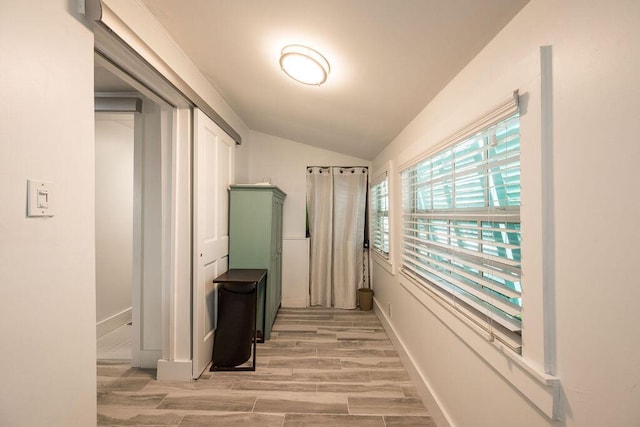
[211,282,257,370]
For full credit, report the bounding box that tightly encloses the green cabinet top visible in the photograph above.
[229,184,287,199]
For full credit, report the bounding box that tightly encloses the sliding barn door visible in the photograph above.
[192,109,234,378]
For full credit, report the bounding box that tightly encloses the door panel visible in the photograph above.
[192,109,234,378]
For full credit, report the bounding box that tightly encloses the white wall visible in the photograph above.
[95,114,134,335]
[371,0,640,426]
[0,1,96,425]
[246,130,369,238]
[234,133,251,184]
[281,237,310,307]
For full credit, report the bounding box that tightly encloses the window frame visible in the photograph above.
[370,172,390,259]
[393,83,560,419]
[399,95,522,353]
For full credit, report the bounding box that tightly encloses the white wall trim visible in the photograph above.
[282,297,307,308]
[375,297,453,427]
[282,237,310,308]
[164,107,193,364]
[540,45,557,377]
[157,359,192,381]
[96,307,132,339]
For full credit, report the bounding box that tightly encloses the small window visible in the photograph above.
[401,110,522,353]
[370,173,390,258]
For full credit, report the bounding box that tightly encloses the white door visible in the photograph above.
[192,109,234,378]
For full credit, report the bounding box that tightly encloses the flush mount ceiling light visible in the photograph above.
[279,44,330,86]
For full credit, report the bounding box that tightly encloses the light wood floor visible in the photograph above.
[97,307,435,426]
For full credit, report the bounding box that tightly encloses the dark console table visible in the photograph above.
[210,269,267,371]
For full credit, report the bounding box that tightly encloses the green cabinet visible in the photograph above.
[228,185,286,340]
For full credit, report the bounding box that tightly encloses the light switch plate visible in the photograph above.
[27,180,55,217]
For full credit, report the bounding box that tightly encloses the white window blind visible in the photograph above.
[401,94,522,352]
[370,173,389,257]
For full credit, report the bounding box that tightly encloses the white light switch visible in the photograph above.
[28,180,55,217]
[37,188,49,208]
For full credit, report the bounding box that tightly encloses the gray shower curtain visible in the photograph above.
[306,166,368,309]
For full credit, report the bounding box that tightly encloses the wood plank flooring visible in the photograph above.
[97,307,435,426]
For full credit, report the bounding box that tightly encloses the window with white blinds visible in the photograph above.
[401,96,522,352]
[370,173,389,257]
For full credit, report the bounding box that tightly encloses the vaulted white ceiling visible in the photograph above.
[140,0,529,160]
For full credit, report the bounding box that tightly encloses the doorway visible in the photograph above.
[95,110,134,360]
[94,55,172,368]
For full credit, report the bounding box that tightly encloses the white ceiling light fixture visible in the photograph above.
[279,44,330,86]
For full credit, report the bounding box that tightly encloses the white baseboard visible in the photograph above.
[374,298,453,427]
[157,359,192,381]
[282,297,307,308]
[96,307,132,338]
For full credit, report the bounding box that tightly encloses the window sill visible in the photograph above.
[371,250,394,275]
[398,271,560,420]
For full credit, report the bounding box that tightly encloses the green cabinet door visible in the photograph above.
[229,185,286,340]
